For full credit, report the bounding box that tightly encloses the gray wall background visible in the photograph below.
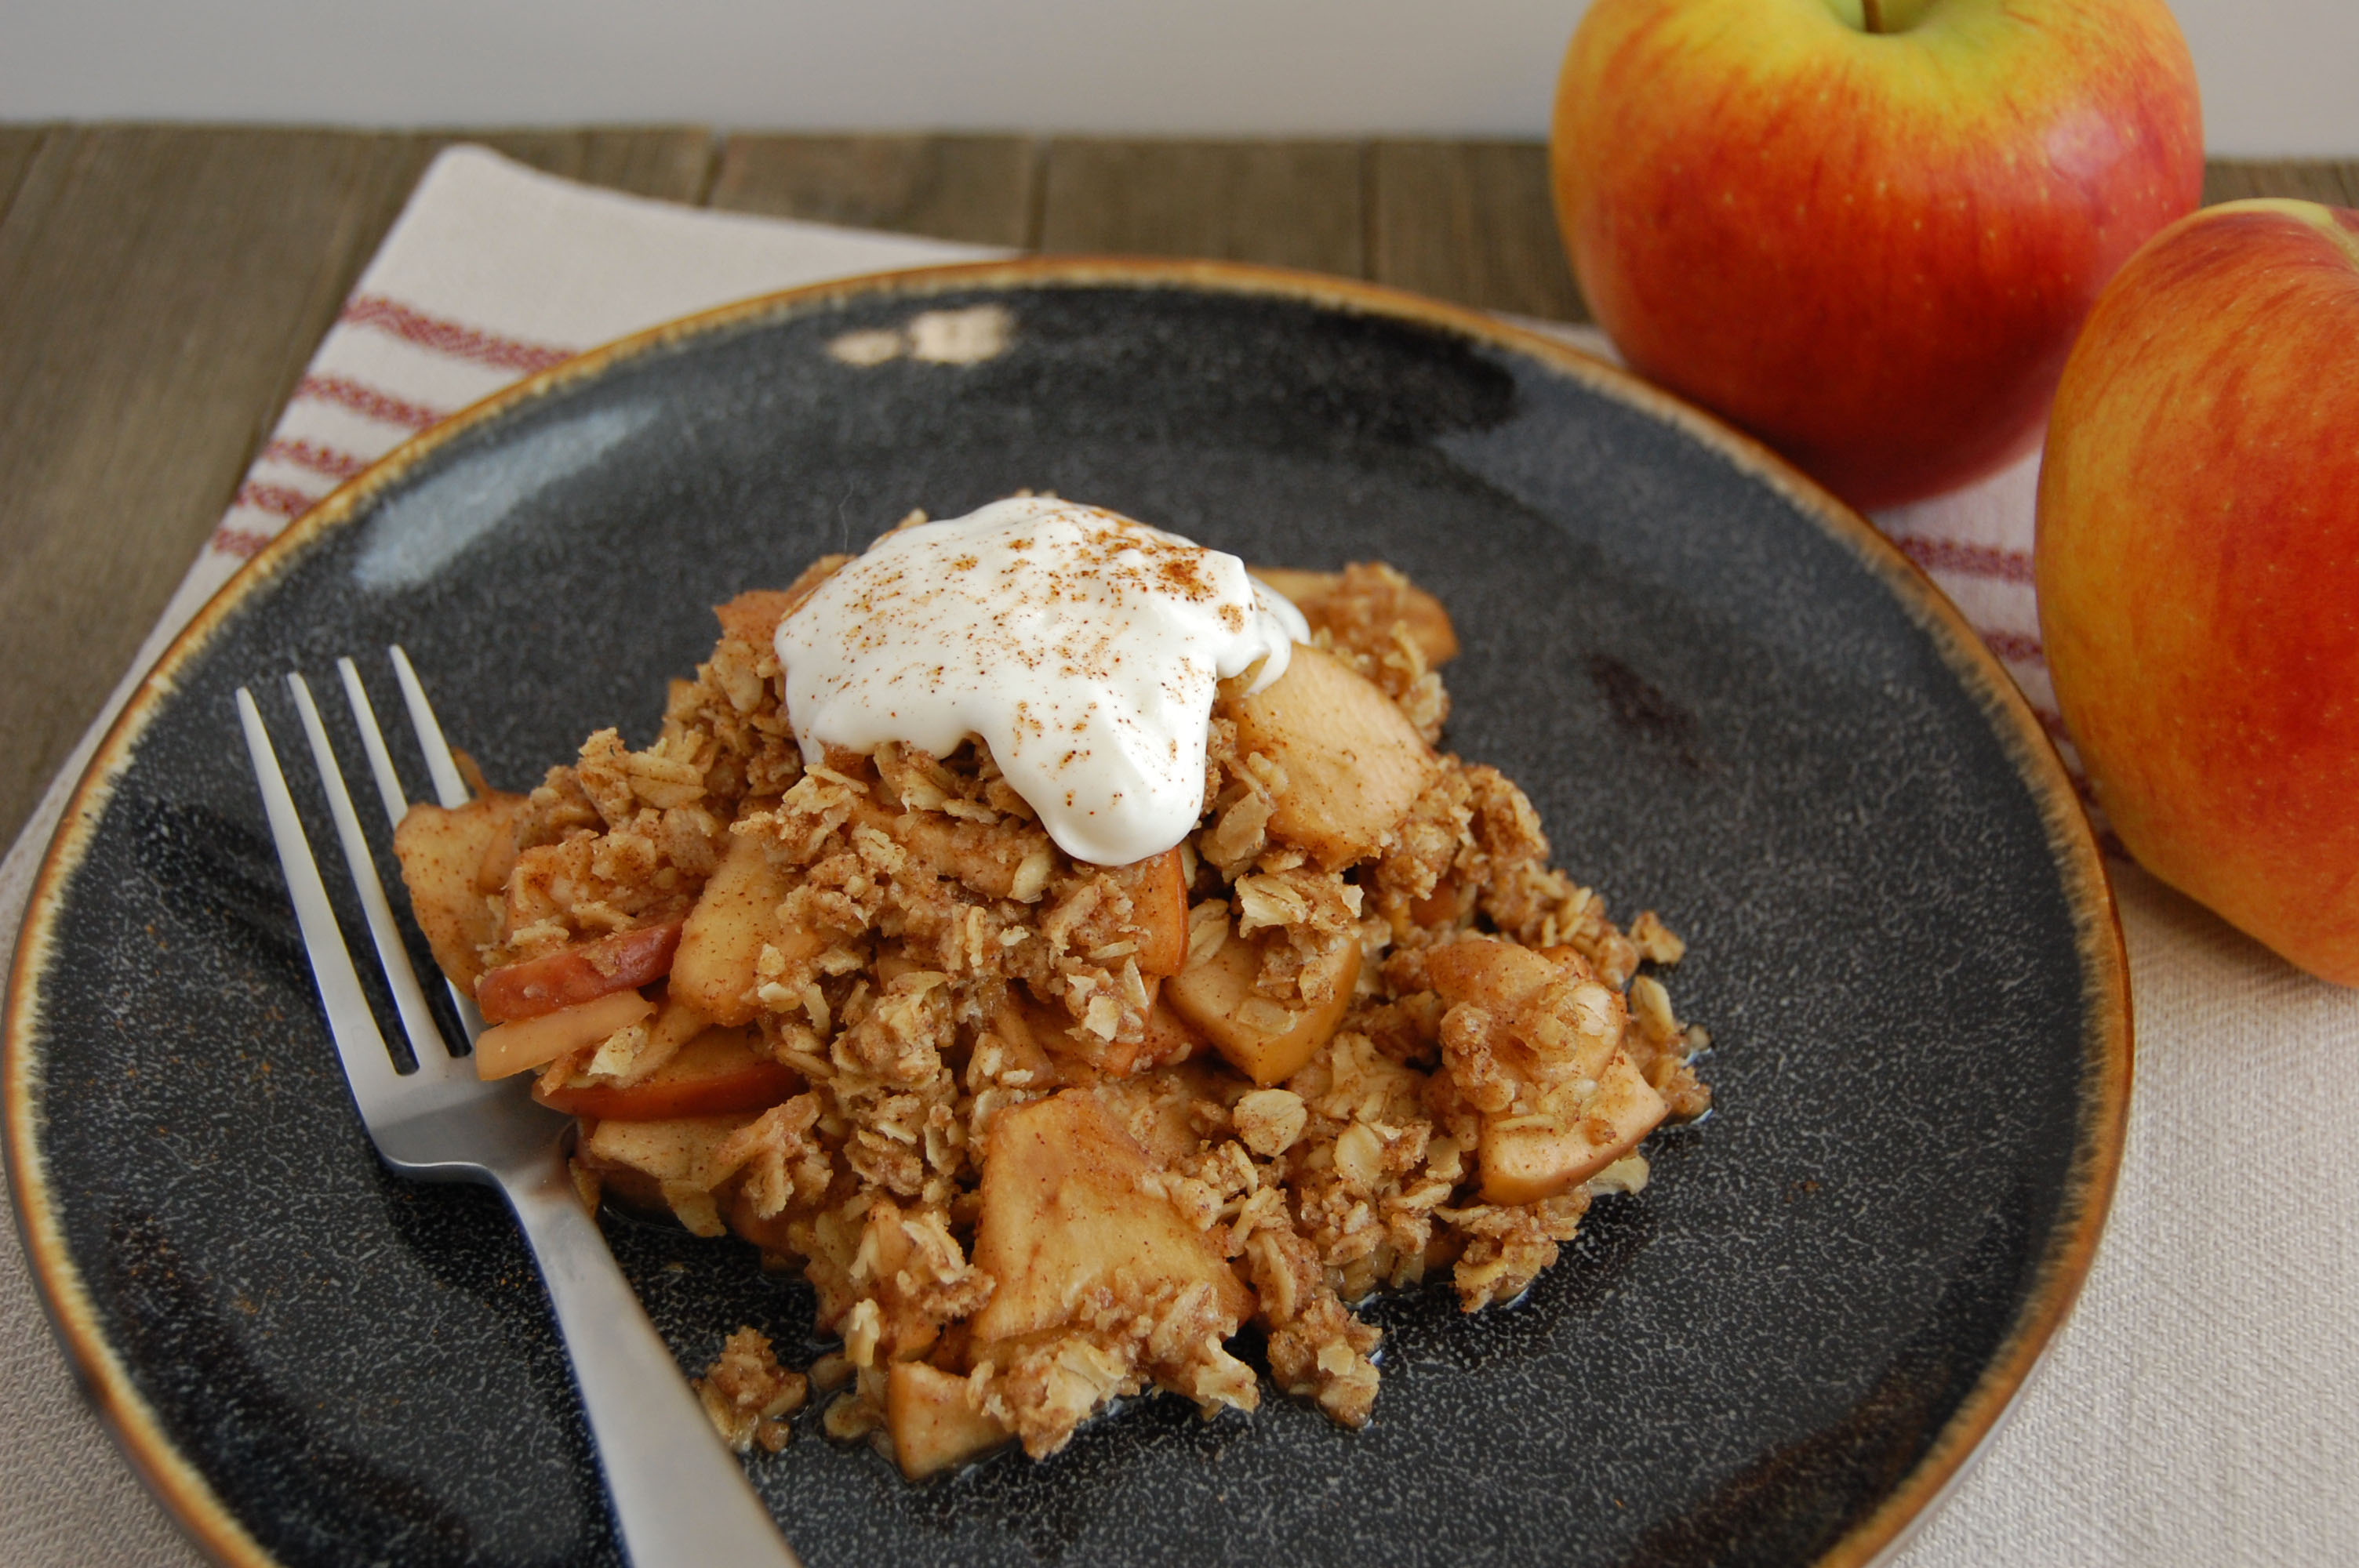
[4,0,2352,155]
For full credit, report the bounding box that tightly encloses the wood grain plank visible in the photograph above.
[0,125,726,850]
[0,126,49,227]
[1369,140,1586,322]
[710,134,1037,246]
[2202,157,2359,208]
[458,125,718,203]
[1038,139,1364,274]
[0,126,435,848]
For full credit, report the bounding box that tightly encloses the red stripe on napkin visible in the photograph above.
[1898,536,2037,584]
[290,375,449,430]
[1983,630,2045,666]
[260,438,372,481]
[341,295,578,374]
[233,481,319,519]
[209,525,274,559]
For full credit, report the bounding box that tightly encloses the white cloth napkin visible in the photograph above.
[2,146,2350,1568]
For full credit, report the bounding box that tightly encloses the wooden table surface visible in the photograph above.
[0,125,2351,856]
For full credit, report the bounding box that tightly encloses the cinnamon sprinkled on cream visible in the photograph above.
[776,497,1307,864]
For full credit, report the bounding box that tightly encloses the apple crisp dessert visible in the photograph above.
[394,520,1710,1481]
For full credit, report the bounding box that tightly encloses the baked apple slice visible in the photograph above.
[1222,642,1437,869]
[1478,1049,1666,1204]
[970,1089,1252,1345]
[1164,910,1359,1087]
[670,818,816,1026]
[475,919,684,1023]
[391,790,523,989]
[473,989,653,1080]
[1104,845,1188,976]
[534,1027,798,1120]
[1424,936,1669,1204]
[1248,565,1460,666]
[886,1360,1013,1480]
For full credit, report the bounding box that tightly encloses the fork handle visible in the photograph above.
[500,1161,804,1568]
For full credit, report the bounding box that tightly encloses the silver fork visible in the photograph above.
[237,648,801,1568]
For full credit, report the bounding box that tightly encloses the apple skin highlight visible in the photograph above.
[2037,201,2359,987]
[1553,0,2202,510]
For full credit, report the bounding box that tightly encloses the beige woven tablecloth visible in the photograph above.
[2,147,2350,1566]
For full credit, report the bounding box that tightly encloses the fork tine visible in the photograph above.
[337,656,409,831]
[285,673,464,1080]
[389,645,470,810]
[371,650,490,1046]
[238,688,409,1109]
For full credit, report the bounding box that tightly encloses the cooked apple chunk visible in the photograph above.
[475,918,684,1023]
[1426,936,1668,1203]
[1223,642,1438,869]
[1164,909,1360,1087]
[1249,564,1460,667]
[710,587,801,650]
[1104,845,1189,976]
[1478,1050,1667,1204]
[971,1090,1252,1345]
[532,1026,798,1120]
[391,789,524,988]
[887,1360,1014,1480]
[577,1112,763,1235]
[1427,938,1620,1082]
[578,1111,754,1185]
[669,820,807,1026]
[473,989,654,1081]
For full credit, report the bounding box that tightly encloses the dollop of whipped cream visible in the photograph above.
[776,497,1308,866]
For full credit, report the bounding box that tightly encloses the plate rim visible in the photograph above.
[3,254,2132,1568]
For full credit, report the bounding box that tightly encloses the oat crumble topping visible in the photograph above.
[394,528,1710,1481]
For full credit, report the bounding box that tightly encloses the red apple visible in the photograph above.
[1552,0,2202,510]
[2037,200,2359,986]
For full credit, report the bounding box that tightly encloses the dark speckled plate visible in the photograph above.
[6,260,2126,1568]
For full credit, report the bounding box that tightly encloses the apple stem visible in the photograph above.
[1862,0,1885,31]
